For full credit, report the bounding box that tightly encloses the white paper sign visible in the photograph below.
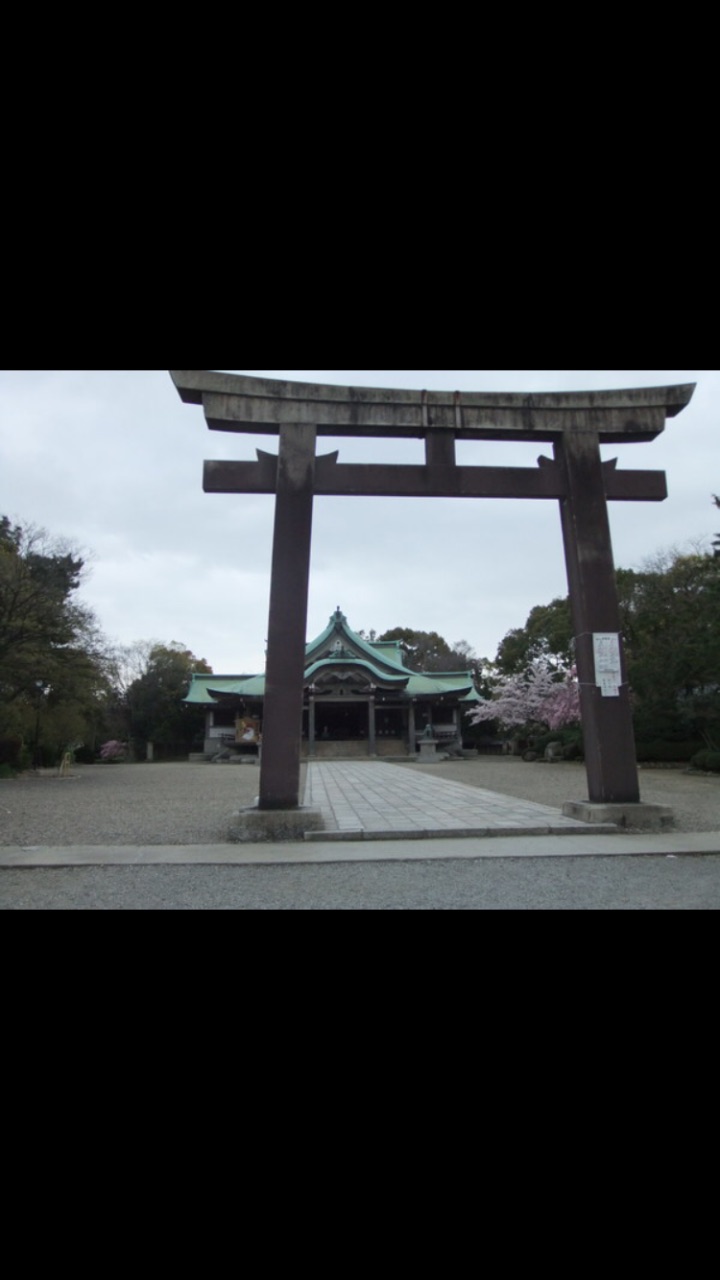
[599,674,620,697]
[593,633,622,697]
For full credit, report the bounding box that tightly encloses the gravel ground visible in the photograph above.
[0,756,717,846]
[0,760,272,846]
[1,758,718,909]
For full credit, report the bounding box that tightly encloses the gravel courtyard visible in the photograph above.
[2,758,718,909]
[0,756,717,846]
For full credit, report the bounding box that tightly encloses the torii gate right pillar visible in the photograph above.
[554,429,639,804]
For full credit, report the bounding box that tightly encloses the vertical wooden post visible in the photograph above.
[259,423,317,810]
[407,702,415,755]
[308,693,316,759]
[368,696,376,756]
[554,430,640,804]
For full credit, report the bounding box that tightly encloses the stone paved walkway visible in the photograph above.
[303,760,616,841]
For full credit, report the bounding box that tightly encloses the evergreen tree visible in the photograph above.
[377,627,483,677]
[0,517,112,762]
[122,642,212,759]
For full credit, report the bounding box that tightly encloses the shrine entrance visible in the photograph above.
[313,699,367,742]
[172,371,695,817]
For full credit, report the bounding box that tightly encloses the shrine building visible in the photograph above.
[185,608,480,759]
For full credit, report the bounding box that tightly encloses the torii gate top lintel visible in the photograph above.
[170,370,695,443]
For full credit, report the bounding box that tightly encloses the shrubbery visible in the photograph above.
[527,728,584,761]
[690,750,720,773]
[635,740,705,763]
[0,742,31,768]
[0,736,23,769]
[0,736,31,774]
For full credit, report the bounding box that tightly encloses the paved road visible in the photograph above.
[3,852,720,909]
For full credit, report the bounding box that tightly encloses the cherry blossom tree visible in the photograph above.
[543,668,581,730]
[466,658,580,736]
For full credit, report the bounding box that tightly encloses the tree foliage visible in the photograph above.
[494,541,720,749]
[0,516,113,760]
[376,627,485,679]
[121,642,212,758]
[618,550,720,745]
[1,517,91,696]
[495,598,573,674]
[0,515,214,766]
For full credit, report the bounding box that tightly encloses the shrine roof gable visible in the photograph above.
[305,608,413,675]
[305,657,409,687]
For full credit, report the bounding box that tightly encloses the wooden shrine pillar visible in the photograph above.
[258,423,316,809]
[554,430,638,803]
[308,692,316,759]
[368,695,377,756]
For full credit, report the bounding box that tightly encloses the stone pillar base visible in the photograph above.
[227,805,326,843]
[562,801,674,831]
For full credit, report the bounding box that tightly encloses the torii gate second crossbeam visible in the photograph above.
[171,372,695,814]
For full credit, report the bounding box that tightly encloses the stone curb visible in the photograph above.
[304,823,619,842]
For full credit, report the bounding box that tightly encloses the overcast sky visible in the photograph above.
[1,370,716,675]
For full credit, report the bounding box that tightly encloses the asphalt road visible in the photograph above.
[3,849,720,910]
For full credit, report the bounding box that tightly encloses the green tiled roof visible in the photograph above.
[404,673,472,697]
[305,608,412,675]
[184,609,477,704]
[184,674,264,703]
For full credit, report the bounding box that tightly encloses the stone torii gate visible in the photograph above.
[171,371,695,823]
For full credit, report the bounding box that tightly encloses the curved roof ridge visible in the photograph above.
[423,669,476,680]
[305,607,412,674]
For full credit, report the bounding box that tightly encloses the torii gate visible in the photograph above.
[171,371,695,815]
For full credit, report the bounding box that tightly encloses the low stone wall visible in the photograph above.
[376,738,410,757]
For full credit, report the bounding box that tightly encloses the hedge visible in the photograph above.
[690,750,720,773]
[635,740,705,762]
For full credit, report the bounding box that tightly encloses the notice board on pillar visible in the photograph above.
[593,632,622,697]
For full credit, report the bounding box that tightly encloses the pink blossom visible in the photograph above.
[467,660,580,734]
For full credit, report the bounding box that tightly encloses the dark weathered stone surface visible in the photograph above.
[562,801,674,831]
[227,806,325,843]
[204,455,667,501]
[171,371,694,441]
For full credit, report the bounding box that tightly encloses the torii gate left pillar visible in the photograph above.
[171,372,694,822]
[261,423,316,807]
